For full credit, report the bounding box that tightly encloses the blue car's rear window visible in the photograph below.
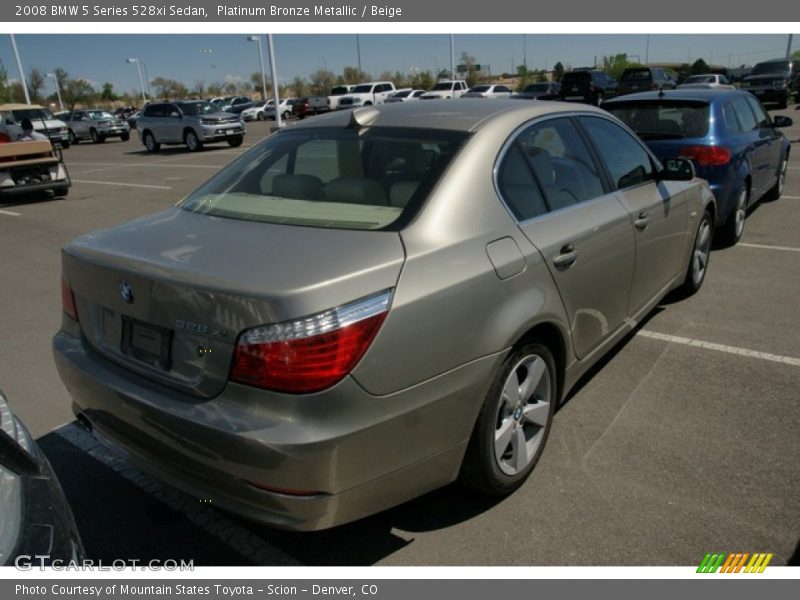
[605,101,710,140]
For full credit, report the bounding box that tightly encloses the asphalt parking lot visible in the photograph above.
[1,109,799,566]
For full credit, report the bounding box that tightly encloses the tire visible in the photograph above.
[256,112,264,121]
[143,131,160,153]
[120,132,130,142]
[60,141,70,150]
[678,209,713,297]
[68,129,78,145]
[282,111,290,120]
[718,186,748,247]
[227,136,243,148]
[52,186,69,198]
[460,342,557,496]
[765,153,788,201]
[89,128,100,143]
[184,130,203,152]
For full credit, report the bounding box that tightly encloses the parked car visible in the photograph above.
[307,85,355,114]
[0,104,70,148]
[240,101,270,121]
[337,82,397,109]
[222,96,254,114]
[54,100,714,531]
[462,84,514,99]
[617,66,677,96]
[513,82,561,100]
[603,89,791,246]
[263,98,298,120]
[385,89,428,103]
[677,74,735,91]
[420,79,469,99]
[0,388,85,566]
[64,109,131,144]
[739,58,800,109]
[559,70,616,105]
[137,100,245,152]
[126,111,141,130]
[291,97,313,119]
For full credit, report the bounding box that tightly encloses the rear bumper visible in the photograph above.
[53,330,500,530]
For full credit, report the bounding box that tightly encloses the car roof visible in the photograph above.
[286,99,609,133]
[0,103,46,110]
[603,89,746,104]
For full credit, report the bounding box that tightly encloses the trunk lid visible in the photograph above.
[63,207,405,398]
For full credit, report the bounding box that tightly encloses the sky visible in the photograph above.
[1,33,797,98]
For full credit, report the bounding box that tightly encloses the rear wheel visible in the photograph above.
[143,131,160,153]
[460,342,557,495]
[679,209,713,296]
[718,186,748,247]
[185,130,203,152]
[765,153,788,201]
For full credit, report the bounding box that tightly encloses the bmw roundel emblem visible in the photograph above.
[119,281,135,304]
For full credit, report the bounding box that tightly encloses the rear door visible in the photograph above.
[743,94,784,197]
[579,115,689,315]
[498,116,636,360]
[730,94,771,198]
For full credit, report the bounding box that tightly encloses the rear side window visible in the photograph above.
[580,116,654,190]
[181,127,468,231]
[731,96,758,132]
[722,101,743,134]
[621,69,652,81]
[497,117,605,219]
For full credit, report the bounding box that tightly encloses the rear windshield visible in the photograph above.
[621,69,652,81]
[87,111,114,120]
[751,61,790,75]
[431,82,455,90]
[562,72,590,83]
[181,127,469,231]
[330,86,350,95]
[605,101,710,139]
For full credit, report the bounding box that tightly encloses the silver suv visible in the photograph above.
[65,109,130,144]
[137,101,245,152]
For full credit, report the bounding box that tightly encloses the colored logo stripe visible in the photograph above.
[697,552,773,573]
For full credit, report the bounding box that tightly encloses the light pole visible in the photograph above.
[450,34,455,90]
[9,34,31,104]
[356,35,362,78]
[267,34,282,129]
[247,35,268,102]
[787,34,794,59]
[47,73,64,112]
[141,62,151,97]
[126,58,147,104]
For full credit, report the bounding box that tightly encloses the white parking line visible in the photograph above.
[739,242,800,253]
[637,330,800,367]
[782,195,800,200]
[56,423,302,566]
[72,179,172,190]
[0,209,21,217]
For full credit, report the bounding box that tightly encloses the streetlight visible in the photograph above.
[9,34,31,104]
[247,35,268,102]
[126,58,147,104]
[266,34,282,129]
[47,73,63,112]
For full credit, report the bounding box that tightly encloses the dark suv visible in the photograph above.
[617,67,677,96]
[740,58,800,109]
[559,70,616,105]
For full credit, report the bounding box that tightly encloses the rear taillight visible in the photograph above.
[678,145,732,167]
[61,278,78,321]
[230,290,392,394]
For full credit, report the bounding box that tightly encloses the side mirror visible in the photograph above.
[659,157,695,181]
[773,115,793,128]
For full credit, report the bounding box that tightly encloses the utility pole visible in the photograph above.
[786,34,794,59]
[9,34,31,104]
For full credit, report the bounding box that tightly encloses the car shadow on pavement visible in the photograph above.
[122,145,239,157]
[0,192,70,209]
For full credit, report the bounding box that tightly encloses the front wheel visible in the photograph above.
[679,209,713,297]
[68,130,78,145]
[185,130,203,152]
[765,154,788,201]
[718,186,748,247]
[120,132,130,142]
[460,342,557,495]
[227,136,243,148]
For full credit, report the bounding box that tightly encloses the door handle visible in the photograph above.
[552,244,578,268]
[634,211,649,230]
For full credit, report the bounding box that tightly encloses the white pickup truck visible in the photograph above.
[336,82,397,110]
[307,85,355,114]
[420,80,469,100]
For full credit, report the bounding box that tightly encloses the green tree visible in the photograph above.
[62,78,94,110]
[151,77,188,100]
[602,53,643,80]
[0,60,9,103]
[791,49,800,59]
[342,66,370,84]
[309,69,336,96]
[459,51,480,87]
[690,59,710,75]
[410,69,434,90]
[100,82,117,103]
[553,61,565,82]
[290,76,308,97]
[393,70,409,89]
[192,80,206,98]
[515,64,534,91]
[27,68,46,104]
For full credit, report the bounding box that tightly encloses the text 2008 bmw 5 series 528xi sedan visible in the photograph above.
[53,100,716,531]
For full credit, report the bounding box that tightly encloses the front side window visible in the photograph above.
[743,95,771,128]
[580,116,655,190]
[181,127,468,231]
